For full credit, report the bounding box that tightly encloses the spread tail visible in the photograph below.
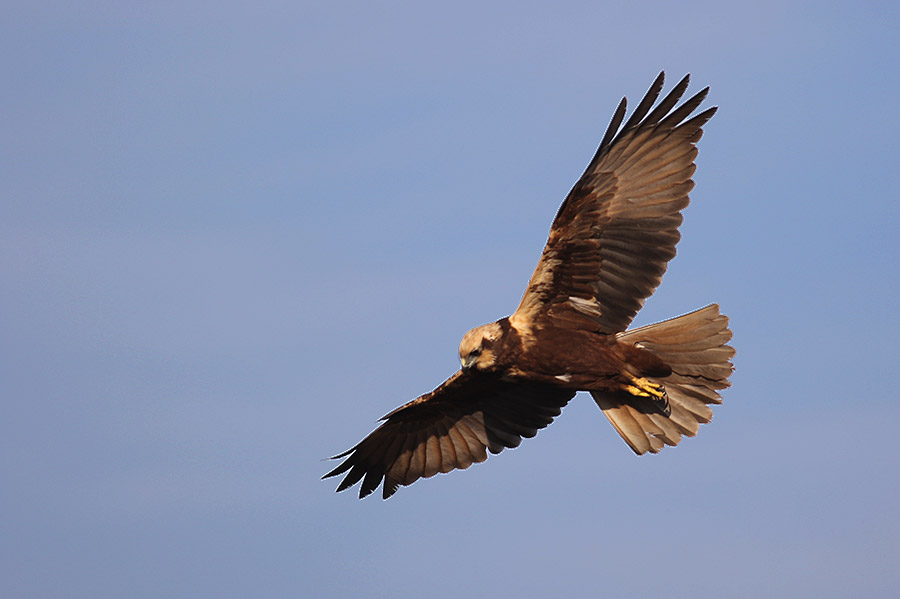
[592,304,735,454]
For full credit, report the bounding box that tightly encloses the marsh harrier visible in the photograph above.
[324,73,734,499]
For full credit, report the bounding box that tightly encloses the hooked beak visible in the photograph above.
[460,355,475,371]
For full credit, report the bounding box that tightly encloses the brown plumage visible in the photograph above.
[324,72,735,499]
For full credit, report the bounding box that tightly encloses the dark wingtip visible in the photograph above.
[682,105,718,129]
[358,485,375,499]
[595,71,672,163]
[322,459,350,480]
[321,444,359,482]
[654,70,666,87]
[382,481,399,500]
[599,97,627,149]
[325,447,355,461]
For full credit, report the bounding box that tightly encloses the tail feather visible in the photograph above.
[592,304,734,454]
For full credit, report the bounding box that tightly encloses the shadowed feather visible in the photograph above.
[323,371,574,499]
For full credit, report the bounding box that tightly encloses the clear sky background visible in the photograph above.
[3,2,899,597]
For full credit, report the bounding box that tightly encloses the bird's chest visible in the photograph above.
[501,327,622,382]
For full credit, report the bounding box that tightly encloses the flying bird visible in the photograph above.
[324,72,735,499]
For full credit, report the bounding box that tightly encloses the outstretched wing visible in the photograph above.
[323,371,574,499]
[511,72,717,335]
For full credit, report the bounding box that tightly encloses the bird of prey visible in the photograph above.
[324,72,735,500]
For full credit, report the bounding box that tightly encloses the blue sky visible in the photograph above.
[3,1,899,597]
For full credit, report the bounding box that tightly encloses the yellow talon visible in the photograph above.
[622,374,667,401]
[620,373,670,415]
[623,384,651,397]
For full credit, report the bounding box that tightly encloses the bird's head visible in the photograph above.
[459,321,503,371]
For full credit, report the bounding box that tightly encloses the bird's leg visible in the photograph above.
[621,373,670,415]
[622,373,665,399]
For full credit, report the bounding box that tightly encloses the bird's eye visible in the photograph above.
[469,349,481,357]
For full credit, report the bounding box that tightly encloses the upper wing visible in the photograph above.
[511,72,717,335]
[323,370,575,499]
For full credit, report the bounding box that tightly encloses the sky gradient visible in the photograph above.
[3,2,899,597]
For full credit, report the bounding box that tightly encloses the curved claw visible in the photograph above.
[621,374,671,416]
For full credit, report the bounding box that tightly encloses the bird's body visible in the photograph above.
[460,317,669,391]
[324,73,735,499]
